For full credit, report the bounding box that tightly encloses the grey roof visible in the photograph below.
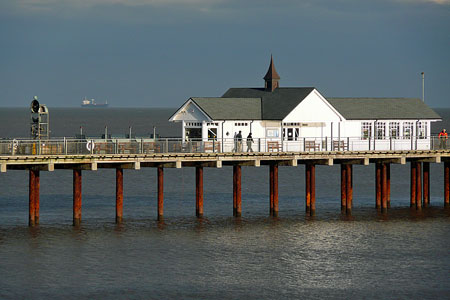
[327,98,441,120]
[222,87,315,120]
[191,97,261,120]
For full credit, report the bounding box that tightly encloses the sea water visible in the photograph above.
[0,108,449,299]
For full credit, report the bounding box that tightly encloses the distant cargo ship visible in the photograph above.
[81,97,109,108]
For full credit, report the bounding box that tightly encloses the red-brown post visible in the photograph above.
[410,162,416,207]
[423,162,430,207]
[269,164,274,215]
[34,170,40,224]
[157,166,164,220]
[445,162,450,207]
[73,169,82,226]
[29,170,36,226]
[116,168,123,223]
[310,164,316,216]
[235,165,242,217]
[273,164,279,217]
[346,164,353,214]
[233,165,237,216]
[305,164,311,214]
[196,166,204,218]
[341,165,347,211]
[387,163,391,208]
[416,162,422,209]
[376,163,382,209]
[382,163,388,211]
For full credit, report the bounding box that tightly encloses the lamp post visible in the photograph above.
[421,72,425,102]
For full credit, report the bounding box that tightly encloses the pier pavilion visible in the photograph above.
[169,56,441,152]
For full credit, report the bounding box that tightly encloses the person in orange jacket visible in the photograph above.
[439,129,448,149]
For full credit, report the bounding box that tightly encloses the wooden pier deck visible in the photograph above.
[1,150,449,226]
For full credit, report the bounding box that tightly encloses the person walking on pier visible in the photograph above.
[236,131,243,152]
[246,132,254,152]
[439,129,448,149]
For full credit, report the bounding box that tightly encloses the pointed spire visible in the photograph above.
[264,55,280,80]
[264,55,280,91]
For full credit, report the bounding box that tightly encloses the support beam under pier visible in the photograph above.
[376,163,381,209]
[341,165,346,212]
[310,164,316,216]
[423,162,430,207]
[410,162,417,208]
[305,164,316,216]
[416,162,422,209]
[116,168,123,224]
[28,170,40,226]
[157,166,164,221]
[196,166,204,218]
[273,164,279,217]
[387,163,391,208]
[382,163,388,212]
[73,169,82,226]
[305,164,311,214]
[233,165,242,217]
[345,164,353,214]
[269,164,274,216]
[445,162,450,208]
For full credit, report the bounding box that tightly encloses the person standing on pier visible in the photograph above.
[236,131,243,152]
[232,132,237,152]
[439,129,447,149]
[246,132,254,152]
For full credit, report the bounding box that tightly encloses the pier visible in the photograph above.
[1,146,449,226]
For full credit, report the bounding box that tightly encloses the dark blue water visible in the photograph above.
[0,108,449,299]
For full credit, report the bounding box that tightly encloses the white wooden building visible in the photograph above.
[169,57,441,152]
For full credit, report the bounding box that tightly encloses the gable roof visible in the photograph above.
[327,98,441,120]
[190,97,261,120]
[222,87,315,120]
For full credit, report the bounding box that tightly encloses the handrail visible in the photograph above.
[0,135,446,156]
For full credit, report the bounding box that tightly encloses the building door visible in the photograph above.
[186,128,202,140]
[208,128,217,140]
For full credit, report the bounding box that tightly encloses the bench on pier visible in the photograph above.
[305,140,320,151]
[142,142,161,153]
[267,141,282,152]
[40,143,63,155]
[333,140,348,151]
[94,142,114,154]
[204,141,221,153]
[118,142,140,154]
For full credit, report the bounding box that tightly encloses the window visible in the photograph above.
[389,122,400,139]
[234,122,248,127]
[266,128,279,138]
[361,122,372,140]
[403,122,413,139]
[417,121,427,139]
[375,122,386,139]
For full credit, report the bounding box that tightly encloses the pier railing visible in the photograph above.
[0,135,447,156]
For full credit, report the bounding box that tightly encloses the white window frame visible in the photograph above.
[389,122,400,139]
[403,122,413,139]
[361,122,372,140]
[375,122,386,139]
[266,128,279,138]
[417,121,427,139]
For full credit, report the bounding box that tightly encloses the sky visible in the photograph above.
[0,0,449,108]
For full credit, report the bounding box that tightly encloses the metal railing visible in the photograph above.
[0,136,447,156]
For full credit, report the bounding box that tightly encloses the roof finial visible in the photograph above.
[264,55,280,91]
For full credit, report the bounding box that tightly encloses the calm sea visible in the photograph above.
[0,107,449,299]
